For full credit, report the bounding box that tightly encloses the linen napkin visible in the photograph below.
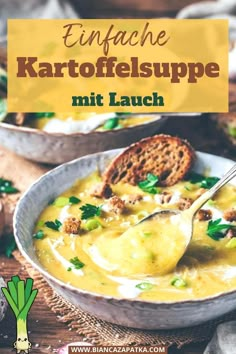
[177,0,236,40]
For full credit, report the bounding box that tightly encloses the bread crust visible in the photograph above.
[103,134,196,187]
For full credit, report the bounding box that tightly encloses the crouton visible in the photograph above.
[106,196,125,214]
[103,134,195,187]
[223,209,236,222]
[62,217,81,235]
[196,209,213,221]
[178,197,193,211]
[90,182,112,199]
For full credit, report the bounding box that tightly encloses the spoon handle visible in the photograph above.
[188,163,236,216]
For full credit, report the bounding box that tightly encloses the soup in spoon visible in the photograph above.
[34,172,236,301]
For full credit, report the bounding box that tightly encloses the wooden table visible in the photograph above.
[0,256,207,354]
[0,115,235,354]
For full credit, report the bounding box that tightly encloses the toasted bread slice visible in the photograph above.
[103,134,195,187]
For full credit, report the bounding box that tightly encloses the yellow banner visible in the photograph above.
[8,19,228,112]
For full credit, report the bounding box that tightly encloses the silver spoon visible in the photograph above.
[120,163,236,276]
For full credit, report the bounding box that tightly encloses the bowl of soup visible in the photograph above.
[0,112,167,165]
[14,149,236,329]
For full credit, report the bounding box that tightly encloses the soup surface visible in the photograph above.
[34,172,236,301]
[27,113,154,133]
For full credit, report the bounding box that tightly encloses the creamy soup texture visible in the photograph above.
[34,173,236,301]
[28,113,153,133]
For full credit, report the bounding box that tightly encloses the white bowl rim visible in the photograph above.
[13,150,236,306]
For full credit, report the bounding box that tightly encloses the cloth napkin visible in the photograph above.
[204,322,236,354]
[178,0,236,80]
[177,0,236,40]
[0,0,78,45]
[0,277,7,322]
[179,2,236,351]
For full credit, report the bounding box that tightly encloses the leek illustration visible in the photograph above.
[1,276,38,353]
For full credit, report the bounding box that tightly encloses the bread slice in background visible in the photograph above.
[103,134,196,187]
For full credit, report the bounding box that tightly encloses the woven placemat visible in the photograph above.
[13,251,236,348]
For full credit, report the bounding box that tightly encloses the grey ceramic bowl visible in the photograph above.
[14,150,236,330]
[0,116,166,165]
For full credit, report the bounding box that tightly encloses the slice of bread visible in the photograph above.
[103,134,196,187]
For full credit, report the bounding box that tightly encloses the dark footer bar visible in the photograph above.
[68,346,168,354]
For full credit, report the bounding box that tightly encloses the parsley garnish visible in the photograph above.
[138,173,160,194]
[103,117,119,130]
[187,172,220,189]
[69,196,81,204]
[207,218,234,241]
[33,230,44,240]
[69,257,85,270]
[80,204,102,220]
[0,234,17,258]
[0,178,19,194]
[45,219,62,231]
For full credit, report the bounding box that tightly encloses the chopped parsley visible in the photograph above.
[33,230,44,240]
[0,178,19,194]
[103,117,120,130]
[187,172,220,189]
[80,203,102,220]
[0,234,17,258]
[138,173,160,194]
[135,282,153,291]
[171,277,187,288]
[69,257,85,270]
[69,196,81,204]
[45,219,62,231]
[207,218,234,241]
[67,267,72,272]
